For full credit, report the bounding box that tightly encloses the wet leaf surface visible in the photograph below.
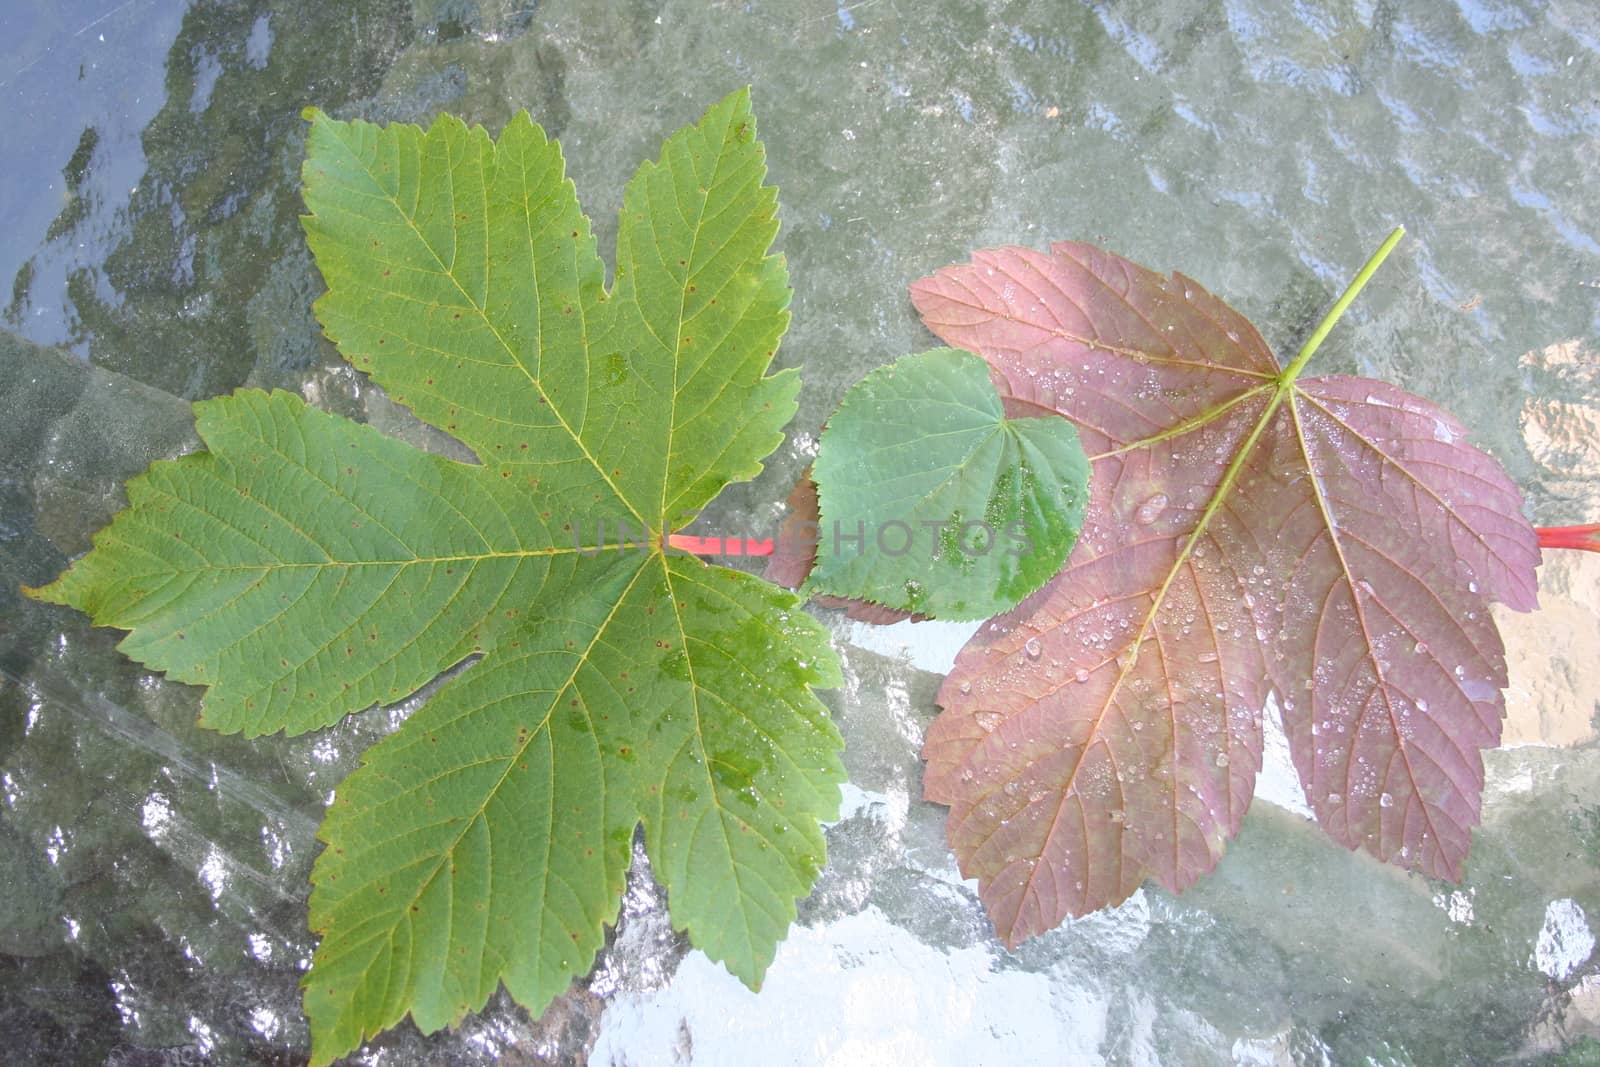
[910,240,1540,944]
[803,347,1089,620]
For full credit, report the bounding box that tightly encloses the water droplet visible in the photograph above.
[1379,792,1394,808]
[1134,493,1169,526]
[958,680,973,695]
[1197,651,1219,664]
[1327,792,1343,804]
[1108,809,1125,823]
[1073,667,1090,683]
[1214,752,1229,768]
[1023,637,1042,659]
[975,710,1004,732]
[1413,641,1428,655]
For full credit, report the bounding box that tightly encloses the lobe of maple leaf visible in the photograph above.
[910,239,1539,945]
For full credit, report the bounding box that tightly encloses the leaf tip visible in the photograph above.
[727,954,769,994]
[19,581,51,603]
[21,573,78,610]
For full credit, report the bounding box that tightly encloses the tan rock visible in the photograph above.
[1519,338,1600,515]
[1500,339,1600,747]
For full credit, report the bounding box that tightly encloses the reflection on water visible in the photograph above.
[1,0,1597,1062]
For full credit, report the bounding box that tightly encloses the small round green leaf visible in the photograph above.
[804,347,1089,620]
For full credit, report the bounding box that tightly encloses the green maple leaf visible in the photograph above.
[25,90,844,1065]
